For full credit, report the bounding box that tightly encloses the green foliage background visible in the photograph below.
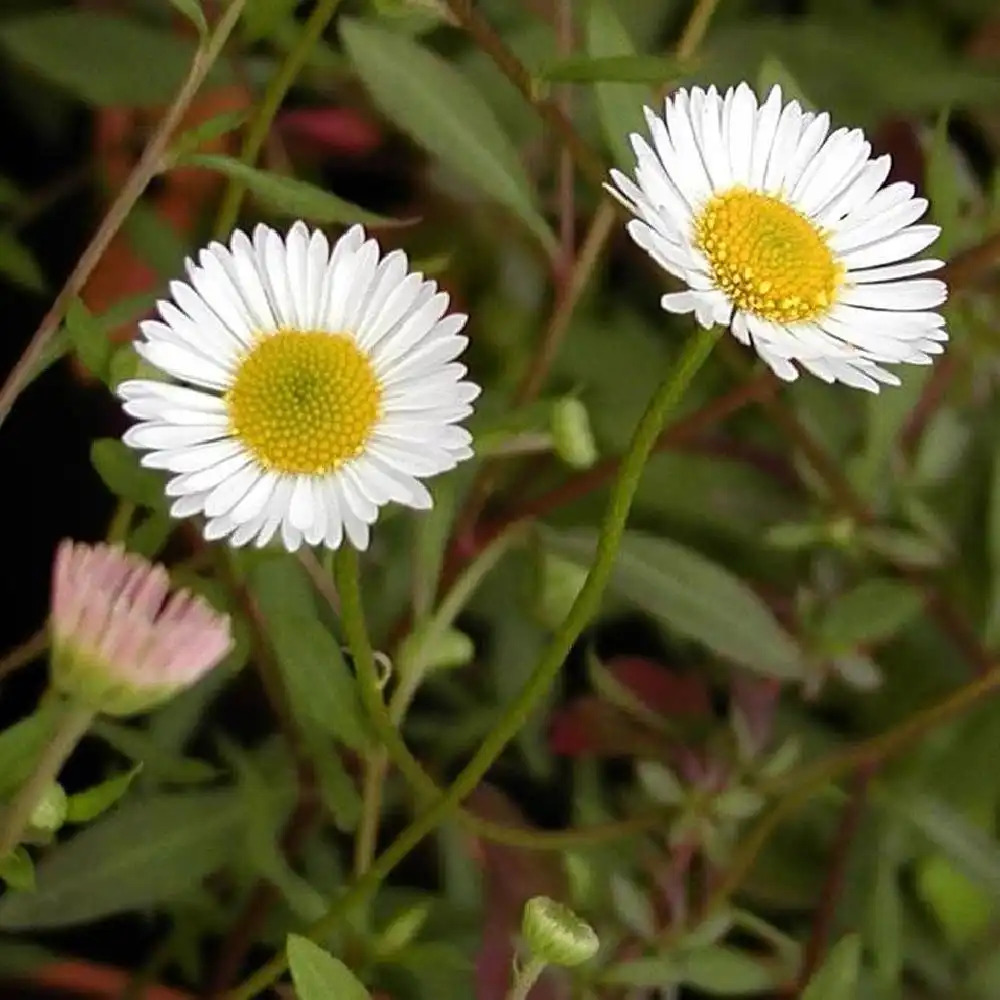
[0,0,999,997]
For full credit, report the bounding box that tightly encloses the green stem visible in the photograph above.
[351,528,523,874]
[213,0,345,237]
[226,324,721,1000]
[506,958,547,1000]
[0,699,95,858]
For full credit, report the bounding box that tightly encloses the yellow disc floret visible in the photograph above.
[693,187,842,324]
[225,330,381,475]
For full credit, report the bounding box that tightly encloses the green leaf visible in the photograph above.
[0,703,62,800]
[816,579,923,650]
[696,18,1000,121]
[311,744,362,832]
[604,947,783,994]
[122,201,189,278]
[170,110,248,159]
[586,0,649,169]
[127,510,175,559]
[90,438,167,510]
[221,739,325,923]
[541,54,682,83]
[0,849,35,893]
[287,935,371,1000]
[926,109,959,257]
[0,790,247,929]
[91,719,220,785]
[340,18,554,251]
[183,154,396,227]
[0,229,44,292]
[800,935,861,1000]
[248,557,369,750]
[917,852,992,947]
[902,795,1000,903]
[65,765,143,824]
[0,12,224,107]
[63,299,111,380]
[679,945,784,995]
[756,55,814,109]
[546,530,806,680]
[986,447,1000,646]
[242,0,300,43]
[168,0,208,37]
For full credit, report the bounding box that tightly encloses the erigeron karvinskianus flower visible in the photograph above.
[607,84,947,392]
[50,540,233,717]
[118,223,479,551]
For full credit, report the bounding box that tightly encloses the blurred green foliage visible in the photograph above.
[0,0,999,998]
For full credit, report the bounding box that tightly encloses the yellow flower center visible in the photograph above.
[692,187,842,324]
[225,330,381,475]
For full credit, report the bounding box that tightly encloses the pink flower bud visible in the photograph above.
[50,540,233,716]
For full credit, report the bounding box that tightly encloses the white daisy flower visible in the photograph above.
[118,222,479,552]
[607,83,948,392]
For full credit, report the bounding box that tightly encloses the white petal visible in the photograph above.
[135,341,231,391]
[142,438,243,473]
[284,221,311,330]
[781,112,830,194]
[322,480,344,549]
[839,225,940,270]
[222,231,277,331]
[763,99,805,193]
[288,475,315,531]
[171,490,210,518]
[839,279,947,311]
[663,91,712,206]
[281,519,303,552]
[167,451,252,496]
[187,256,256,347]
[343,239,382,332]
[748,85,782,188]
[230,471,278,524]
[847,258,943,283]
[204,463,261,518]
[322,225,366,331]
[816,155,892,227]
[124,422,226,450]
[725,83,756,185]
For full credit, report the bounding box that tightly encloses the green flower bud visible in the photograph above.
[535,553,588,631]
[551,398,597,470]
[521,896,599,968]
[29,782,67,834]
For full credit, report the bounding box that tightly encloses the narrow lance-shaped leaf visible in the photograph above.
[179,154,397,227]
[168,0,208,38]
[288,935,372,1000]
[586,0,653,169]
[816,578,924,651]
[0,12,225,107]
[247,557,369,750]
[340,18,555,251]
[800,935,861,1000]
[65,764,143,824]
[547,529,806,680]
[0,791,249,929]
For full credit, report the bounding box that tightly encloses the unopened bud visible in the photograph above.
[50,541,233,717]
[521,896,599,968]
